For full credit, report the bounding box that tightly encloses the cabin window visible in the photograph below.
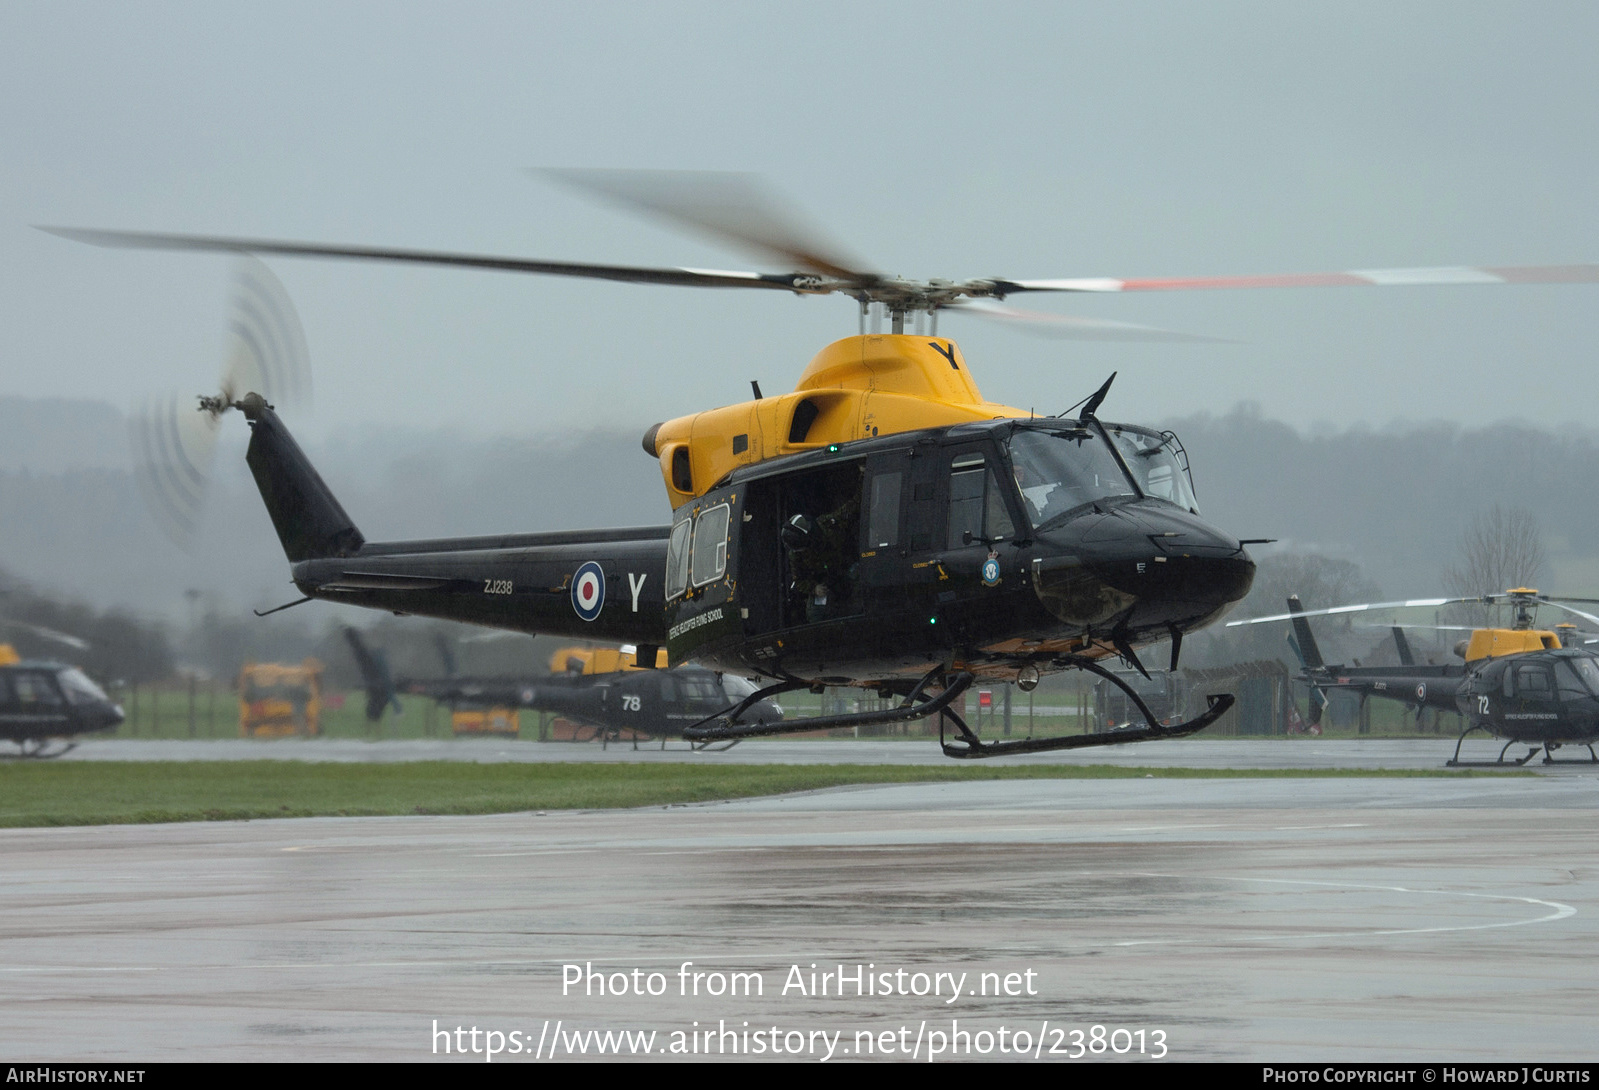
[865,472,903,549]
[679,672,723,702]
[666,518,692,600]
[946,453,1015,548]
[12,672,61,706]
[1512,664,1553,698]
[691,503,731,587]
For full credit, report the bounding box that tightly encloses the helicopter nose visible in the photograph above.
[1031,502,1255,630]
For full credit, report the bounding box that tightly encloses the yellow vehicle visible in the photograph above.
[450,706,520,736]
[549,644,669,675]
[238,659,323,737]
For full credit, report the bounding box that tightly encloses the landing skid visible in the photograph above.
[1445,727,1599,767]
[4,738,78,760]
[683,661,1235,760]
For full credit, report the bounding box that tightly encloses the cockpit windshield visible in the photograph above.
[57,668,108,706]
[1106,425,1201,514]
[1006,426,1138,530]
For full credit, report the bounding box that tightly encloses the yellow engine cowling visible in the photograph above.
[643,335,1030,508]
[1461,628,1561,662]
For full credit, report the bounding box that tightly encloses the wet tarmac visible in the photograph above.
[2,767,1597,1062]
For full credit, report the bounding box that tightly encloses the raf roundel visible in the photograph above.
[571,562,606,622]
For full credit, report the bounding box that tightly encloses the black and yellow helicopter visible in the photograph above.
[0,621,124,758]
[45,172,1599,757]
[1230,589,1599,765]
[342,629,782,750]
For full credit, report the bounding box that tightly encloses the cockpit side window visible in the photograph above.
[946,452,1015,549]
[666,518,692,600]
[1555,659,1594,701]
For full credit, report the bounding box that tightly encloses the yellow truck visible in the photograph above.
[238,659,323,737]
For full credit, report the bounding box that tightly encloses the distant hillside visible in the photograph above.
[1,395,1596,625]
[1166,404,1599,594]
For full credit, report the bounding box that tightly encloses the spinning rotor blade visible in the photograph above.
[0,617,90,652]
[40,226,806,293]
[1228,598,1462,626]
[994,264,1599,295]
[948,298,1229,342]
[541,169,873,282]
[1537,600,1599,629]
[131,256,310,546]
[130,391,219,544]
[1232,592,1599,629]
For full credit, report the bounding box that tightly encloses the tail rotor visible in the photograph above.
[131,256,310,546]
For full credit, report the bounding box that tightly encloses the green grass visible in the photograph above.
[0,761,1523,828]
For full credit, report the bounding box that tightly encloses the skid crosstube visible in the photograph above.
[681,669,974,744]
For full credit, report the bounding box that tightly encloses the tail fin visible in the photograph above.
[1285,595,1330,725]
[1391,626,1416,666]
[238,394,364,562]
[1286,595,1325,669]
[343,627,401,722]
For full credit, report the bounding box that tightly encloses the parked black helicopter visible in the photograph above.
[342,629,783,749]
[0,628,124,757]
[1230,590,1599,765]
[47,172,1599,757]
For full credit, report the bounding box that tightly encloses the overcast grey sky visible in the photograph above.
[4,2,1598,444]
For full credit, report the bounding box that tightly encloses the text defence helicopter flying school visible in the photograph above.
[1231,589,1599,765]
[47,172,1599,758]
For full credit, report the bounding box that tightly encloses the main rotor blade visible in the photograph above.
[1227,598,1464,626]
[1537,600,1599,629]
[948,298,1230,342]
[540,169,873,282]
[0,617,90,651]
[39,227,805,293]
[994,264,1599,295]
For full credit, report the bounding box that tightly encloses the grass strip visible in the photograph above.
[0,761,1526,828]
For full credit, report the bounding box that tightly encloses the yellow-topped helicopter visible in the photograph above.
[44,171,1599,757]
[1230,588,1599,765]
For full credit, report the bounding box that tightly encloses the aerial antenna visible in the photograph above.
[1061,372,1117,420]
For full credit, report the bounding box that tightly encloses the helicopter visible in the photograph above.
[342,628,782,750]
[45,171,1599,758]
[1229,589,1599,766]
[0,623,124,757]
